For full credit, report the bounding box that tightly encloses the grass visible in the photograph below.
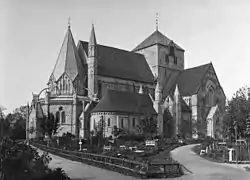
[192,145,228,163]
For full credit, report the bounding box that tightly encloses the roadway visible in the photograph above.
[36,144,250,180]
[171,144,250,180]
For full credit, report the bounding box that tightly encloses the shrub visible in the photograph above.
[118,134,145,142]
[0,137,71,180]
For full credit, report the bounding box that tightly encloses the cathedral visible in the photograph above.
[28,22,226,140]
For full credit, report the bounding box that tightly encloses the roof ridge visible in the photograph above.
[51,29,69,79]
[107,89,149,97]
[64,28,71,73]
[133,30,184,51]
[80,40,142,56]
[194,63,211,94]
[184,62,211,71]
[50,27,85,83]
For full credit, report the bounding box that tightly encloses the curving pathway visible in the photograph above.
[171,144,250,180]
[36,148,138,180]
[35,144,250,180]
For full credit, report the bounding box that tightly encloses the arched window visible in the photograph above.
[107,118,110,126]
[61,111,66,124]
[174,57,177,65]
[170,46,175,56]
[56,111,60,123]
[121,119,124,128]
[208,89,214,106]
[132,118,135,127]
[63,77,66,92]
[57,106,66,124]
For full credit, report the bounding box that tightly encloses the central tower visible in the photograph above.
[132,29,185,84]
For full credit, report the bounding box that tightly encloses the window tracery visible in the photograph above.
[56,106,66,124]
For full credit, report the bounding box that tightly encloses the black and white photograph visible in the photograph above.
[1,0,250,179]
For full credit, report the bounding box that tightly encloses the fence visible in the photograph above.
[231,144,250,163]
[31,142,182,178]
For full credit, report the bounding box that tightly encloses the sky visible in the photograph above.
[1,0,250,113]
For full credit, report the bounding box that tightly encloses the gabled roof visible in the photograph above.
[132,30,184,52]
[177,63,211,96]
[79,41,154,83]
[92,90,157,116]
[163,63,211,97]
[51,26,85,83]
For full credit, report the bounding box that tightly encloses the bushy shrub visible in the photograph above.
[33,168,70,180]
[165,138,178,145]
[118,134,145,142]
[0,137,71,180]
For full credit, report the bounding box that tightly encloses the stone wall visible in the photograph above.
[195,65,226,138]
[40,98,80,137]
[97,76,155,98]
[136,46,158,77]
[158,44,184,71]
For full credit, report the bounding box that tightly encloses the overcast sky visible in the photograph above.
[1,0,250,113]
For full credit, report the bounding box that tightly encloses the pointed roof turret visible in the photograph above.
[89,24,97,46]
[174,84,180,96]
[51,25,85,82]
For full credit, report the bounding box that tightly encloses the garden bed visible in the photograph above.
[32,142,183,179]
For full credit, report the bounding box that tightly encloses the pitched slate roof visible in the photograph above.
[79,41,154,83]
[51,26,85,83]
[133,30,184,52]
[163,63,211,97]
[92,90,157,116]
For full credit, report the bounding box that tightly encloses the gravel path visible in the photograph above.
[171,144,250,180]
[35,147,184,180]
[35,144,250,180]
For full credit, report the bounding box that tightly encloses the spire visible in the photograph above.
[50,25,84,82]
[174,84,180,96]
[68,17,71,29]
[174,84,180,103]
[89,24,97,46]
[139,84,143,94]
[156,13,159,31]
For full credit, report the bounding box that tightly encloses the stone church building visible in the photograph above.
[28,23,226,140]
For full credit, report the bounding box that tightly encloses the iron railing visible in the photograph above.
[31,142,182,178]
